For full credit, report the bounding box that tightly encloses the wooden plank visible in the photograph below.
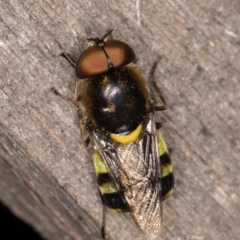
[0,0,239,239]
[0,124,101,240]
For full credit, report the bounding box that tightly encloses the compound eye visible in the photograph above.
[76,40,136,78]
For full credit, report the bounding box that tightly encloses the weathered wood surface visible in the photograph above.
[0,0,239,239]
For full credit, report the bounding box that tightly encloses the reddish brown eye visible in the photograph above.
[76,46,108,79]
[76,40,136,79]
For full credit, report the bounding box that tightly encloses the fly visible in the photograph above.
[51,29,174,239]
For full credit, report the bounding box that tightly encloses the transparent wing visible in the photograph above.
[87,112,162,238]
[88,127,123,192]
[126,131,162,239]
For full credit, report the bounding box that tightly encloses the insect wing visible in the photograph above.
[124,112,162,238]
[123,131,162,239]
[88,113,162,238]
[89,128,123,192]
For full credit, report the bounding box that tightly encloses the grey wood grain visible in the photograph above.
[0,0,239,239]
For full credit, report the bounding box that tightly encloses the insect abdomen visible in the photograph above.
[93,132,174,210]
[93,151,129,212]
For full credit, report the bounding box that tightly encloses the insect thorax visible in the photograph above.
[80,65,151,134]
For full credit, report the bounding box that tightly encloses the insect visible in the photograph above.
[52,30,174,239]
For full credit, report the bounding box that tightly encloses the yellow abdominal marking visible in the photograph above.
[93,151,108,174]
[110,124,142,144]
[99,182,117,194]
[157,132,169,155]
[161,164,173,178]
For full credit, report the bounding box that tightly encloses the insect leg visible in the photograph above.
[149,61,167,112]
[60,52,76,68]
[101,204,107,239]
[50,87,90,146]
[59,53,82,103]
[74,79,82,102]
[50,87,79,111]
[155,122,162,129]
